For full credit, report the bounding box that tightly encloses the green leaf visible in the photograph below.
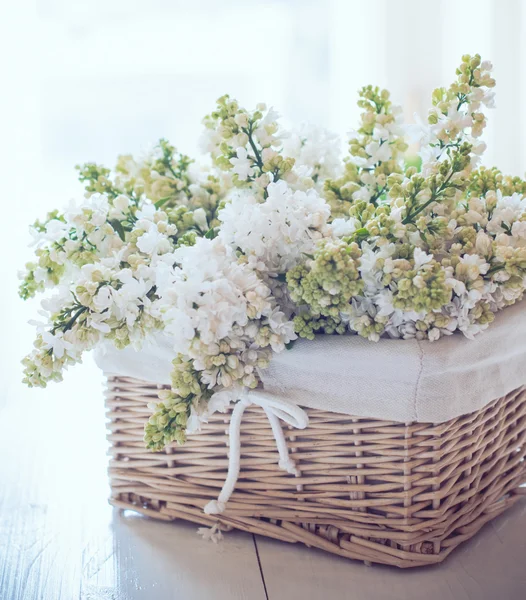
[154,196,172,209]
[110,219,126,241]
[204,228,217,239]
[353,227,370,242]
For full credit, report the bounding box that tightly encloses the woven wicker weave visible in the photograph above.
[106,377,526,568]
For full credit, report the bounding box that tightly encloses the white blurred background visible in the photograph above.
[1,0,526,390]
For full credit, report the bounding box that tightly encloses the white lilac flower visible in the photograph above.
[136,223,170,255]
[364,141,392,165]
[230,147,255,180]
[219,180,330,273]
[282,124,342,183]
[511,221,526,240]
[487,192,526,234]
[458,254,490,278]
[413,247,433,269]
[330,217,359,238]
[41,331,73,359]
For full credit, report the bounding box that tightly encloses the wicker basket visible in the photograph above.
[106,376,526,568]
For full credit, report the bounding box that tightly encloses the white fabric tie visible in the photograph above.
[204,390,309,515]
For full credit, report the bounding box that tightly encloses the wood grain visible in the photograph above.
[255,498,526,600]
[0,359,266,600]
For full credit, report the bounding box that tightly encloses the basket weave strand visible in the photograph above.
[106,377,526,568]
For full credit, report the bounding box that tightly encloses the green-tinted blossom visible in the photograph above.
[287,239,363,325]
[392,262,452,312]
[76,163,119,198]
[19,250,67,300]
[144,355,212,451]
[468,166,526,198]
[293,313,346,340]
[324,86,407,218]
[202,95,293,194]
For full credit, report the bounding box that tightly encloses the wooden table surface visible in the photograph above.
[1,357,525,600]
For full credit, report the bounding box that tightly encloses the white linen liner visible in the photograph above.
[95,299,526,424]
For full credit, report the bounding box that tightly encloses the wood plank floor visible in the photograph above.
[1,357,525,599]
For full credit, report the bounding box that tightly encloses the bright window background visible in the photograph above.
[2,0,526,388]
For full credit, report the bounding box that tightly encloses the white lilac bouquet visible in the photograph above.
[20,55,526,450]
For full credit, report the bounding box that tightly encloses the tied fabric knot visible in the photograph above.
[204,389,308,515]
